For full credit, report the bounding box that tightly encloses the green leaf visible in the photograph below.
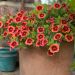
[30,31,37,39]
[19,42,25,48]
[55,16,61,24]
[0,35,3,40]
[44,24,49,28]
[10,22,17,26]
[71,59,75,71]
[68,0,75,11]
[47,39,54,46]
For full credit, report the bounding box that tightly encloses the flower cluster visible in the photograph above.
[0,3,75,56]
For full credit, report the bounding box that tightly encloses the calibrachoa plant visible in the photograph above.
[0,2,75,56]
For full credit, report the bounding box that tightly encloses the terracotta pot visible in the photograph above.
[19,42,74,75]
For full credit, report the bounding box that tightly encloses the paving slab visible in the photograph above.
[0,70,19,75]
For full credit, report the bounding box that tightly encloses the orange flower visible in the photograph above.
[62,26,70,33]
[9,41,18,49]
[20,31,28,37]
[3,31,8,37]
[38,13,46,19]
[69,13,75,20]
[22,22,27,26]
[8,26,15,33]
[22,16,29,21]
[65,34,74,42]
[25,38,34,46]
[0,21,3,28]
[20,10,25,14]
[7,18,13,24]
[46,17,54,24]
[53,33,62,41]
[51,25,59,32]
[37,33,45,40]
[62,3,67,8]
[61,20,67,25]
[14,17,22,23]
[37,27,45,33]
[36,40,40,47]
[47,50,54,56]
[49,44,60,53]
[17,12,23,17]
[54,3,61,9]
[36,5,44,11]
[36,39,48,47]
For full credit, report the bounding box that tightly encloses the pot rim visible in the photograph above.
[0,47,17,53]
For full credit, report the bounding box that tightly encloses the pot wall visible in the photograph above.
[0,48,18,72]
[19,42,74,75]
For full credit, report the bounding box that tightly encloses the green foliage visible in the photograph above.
[0,35,3,40]
[71,59,75,71]
[68,0,75,11]
[0,2,74,57]
[19,42,25,48]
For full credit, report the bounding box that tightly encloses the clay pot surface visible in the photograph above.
[19,42,74,75]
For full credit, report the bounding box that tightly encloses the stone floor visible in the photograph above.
[0,70,19,75]
[72,71,75,75]
[0,70,75,75]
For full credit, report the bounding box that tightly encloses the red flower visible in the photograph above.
[46,17,54,24]
[36,5,44,11]
[53,33,62,41]
[65,7,70,13]
[22,22,27,26]
[14,17,21,23]
[10,33,15,38]
[25,38,34,45]
[8,26,15,33]
[31,14,36,18]
[49,44,60,53]
[49,17,55,23]
[37,34,45,40]
[69,13,75,20]
[9,41,18,48]
[39,40,44,47]
[0,21,3,28]
[38,13,46,19]
[20,10,25,14]
[14,27,19,32]
[62,26,70,33]
[61,20,67,25]
[37,27,44,33]
[36,41,40,47]
[47,50,54,56]
[35,40,43,47]
[51,25,59,32]
[65,34,74,42]
[21,26,29,31]
[54,3,61,9]
[22,16,29,21]
[7,18,13,23]
[29,27,34,31]
[41,39,48,46]
[3,31,8,37]
[36,39,48,47]
[43,39,48,45]
[20,31,28,37]
[19,36,23,41]
[15,30,21,36]
[4,22,10,28]
[17,12,23,17]
[62,3,67,8]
